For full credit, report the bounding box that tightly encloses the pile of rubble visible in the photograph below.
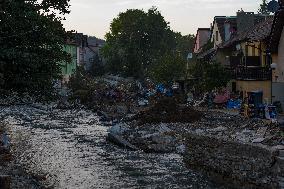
[133,97,202,125]
[107,99,284,153]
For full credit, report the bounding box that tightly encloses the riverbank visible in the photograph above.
[107,100,284,188]
[0,123,45,189]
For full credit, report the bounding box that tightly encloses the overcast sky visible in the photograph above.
[62,0,259,39]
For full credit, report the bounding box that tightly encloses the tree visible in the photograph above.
[149,53,187,84]
[188,61,231,92]
[258,0,270,15]
[175,33,195,60]
[0,0,70,96]
[102,7,177,79]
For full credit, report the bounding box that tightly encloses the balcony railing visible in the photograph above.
[231,66,271,81]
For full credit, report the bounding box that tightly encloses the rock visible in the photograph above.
[195,129,204,135]
[158,124,172,133]
[146,143,175,153]
[176,144,186,154]
[252,138,265,143]
[116,105,128,115]
[107,133,138,151]
[256,127,268,138]
[108,123,129,136]
[152,135,175,145]
[241,129,255,135]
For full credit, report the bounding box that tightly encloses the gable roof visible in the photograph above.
[213,16,237,42]
[220,17,274,48]
[269,6,284,53]
[193,28,211,53]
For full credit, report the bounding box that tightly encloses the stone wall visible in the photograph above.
[184,134,284,189]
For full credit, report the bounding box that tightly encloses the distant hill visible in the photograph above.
[88,36,106,47]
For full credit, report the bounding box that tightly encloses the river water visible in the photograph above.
[0,105,216,189]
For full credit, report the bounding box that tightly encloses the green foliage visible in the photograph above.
[175,33,195,60]
[258,0,270,15]
[149,53,187,84]
[102,7,177,79]
[189,61,231,92]
[0,0,70,96]
[89,54,106,76]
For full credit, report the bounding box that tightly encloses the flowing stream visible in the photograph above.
[0,105,216,189]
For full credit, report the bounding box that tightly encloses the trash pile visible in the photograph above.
[108,106,284,153]
[70,75,188,121]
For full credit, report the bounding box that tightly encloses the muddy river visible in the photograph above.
[0,105,217,189]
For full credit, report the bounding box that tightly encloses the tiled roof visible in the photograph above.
[197,48,216,59]
[269,8,284,52]
[220,17,274,48]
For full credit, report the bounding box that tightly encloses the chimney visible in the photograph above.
[237,11,255,34]
[224,20,231,41]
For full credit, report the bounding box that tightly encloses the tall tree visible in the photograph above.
[0,0,70,96]
[175,33,195,60]
[258,0,270,14]
[149,53,187,84]
[102,7,177,79]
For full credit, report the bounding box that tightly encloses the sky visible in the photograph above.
[62,0,260,39]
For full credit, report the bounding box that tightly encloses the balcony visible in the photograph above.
[230,56,261,68]
[232,66,271,81]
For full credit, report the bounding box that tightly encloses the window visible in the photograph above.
[216,31,219,42]
[252,46,255,56]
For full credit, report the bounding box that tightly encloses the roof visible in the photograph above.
[193,28,211,53]
[280,0,284,7]
[269,7,284,52]
[214,16,237,41]
[220,17,274,48]
[197,28,211,31]
[197,48,216,59]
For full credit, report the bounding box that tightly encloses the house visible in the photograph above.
[61,39,78,83]
[83,37,106,73]
[211,16,237,49]
[269,0,284,105]
[193,28,211,53]
[221,17,274,102]
[74,33,88,66]
[196,10,274,103]
[212,12,271,67]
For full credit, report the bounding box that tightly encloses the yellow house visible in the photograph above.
[220,17,274,103]
[269,3,284,106]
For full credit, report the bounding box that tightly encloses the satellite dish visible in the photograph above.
[268,0,280,13]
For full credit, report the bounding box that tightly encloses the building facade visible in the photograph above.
[193,28,211,53]
[60,43,78,83]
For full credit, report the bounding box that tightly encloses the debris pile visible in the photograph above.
[134,97,202,125]
[108,107,284,153]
